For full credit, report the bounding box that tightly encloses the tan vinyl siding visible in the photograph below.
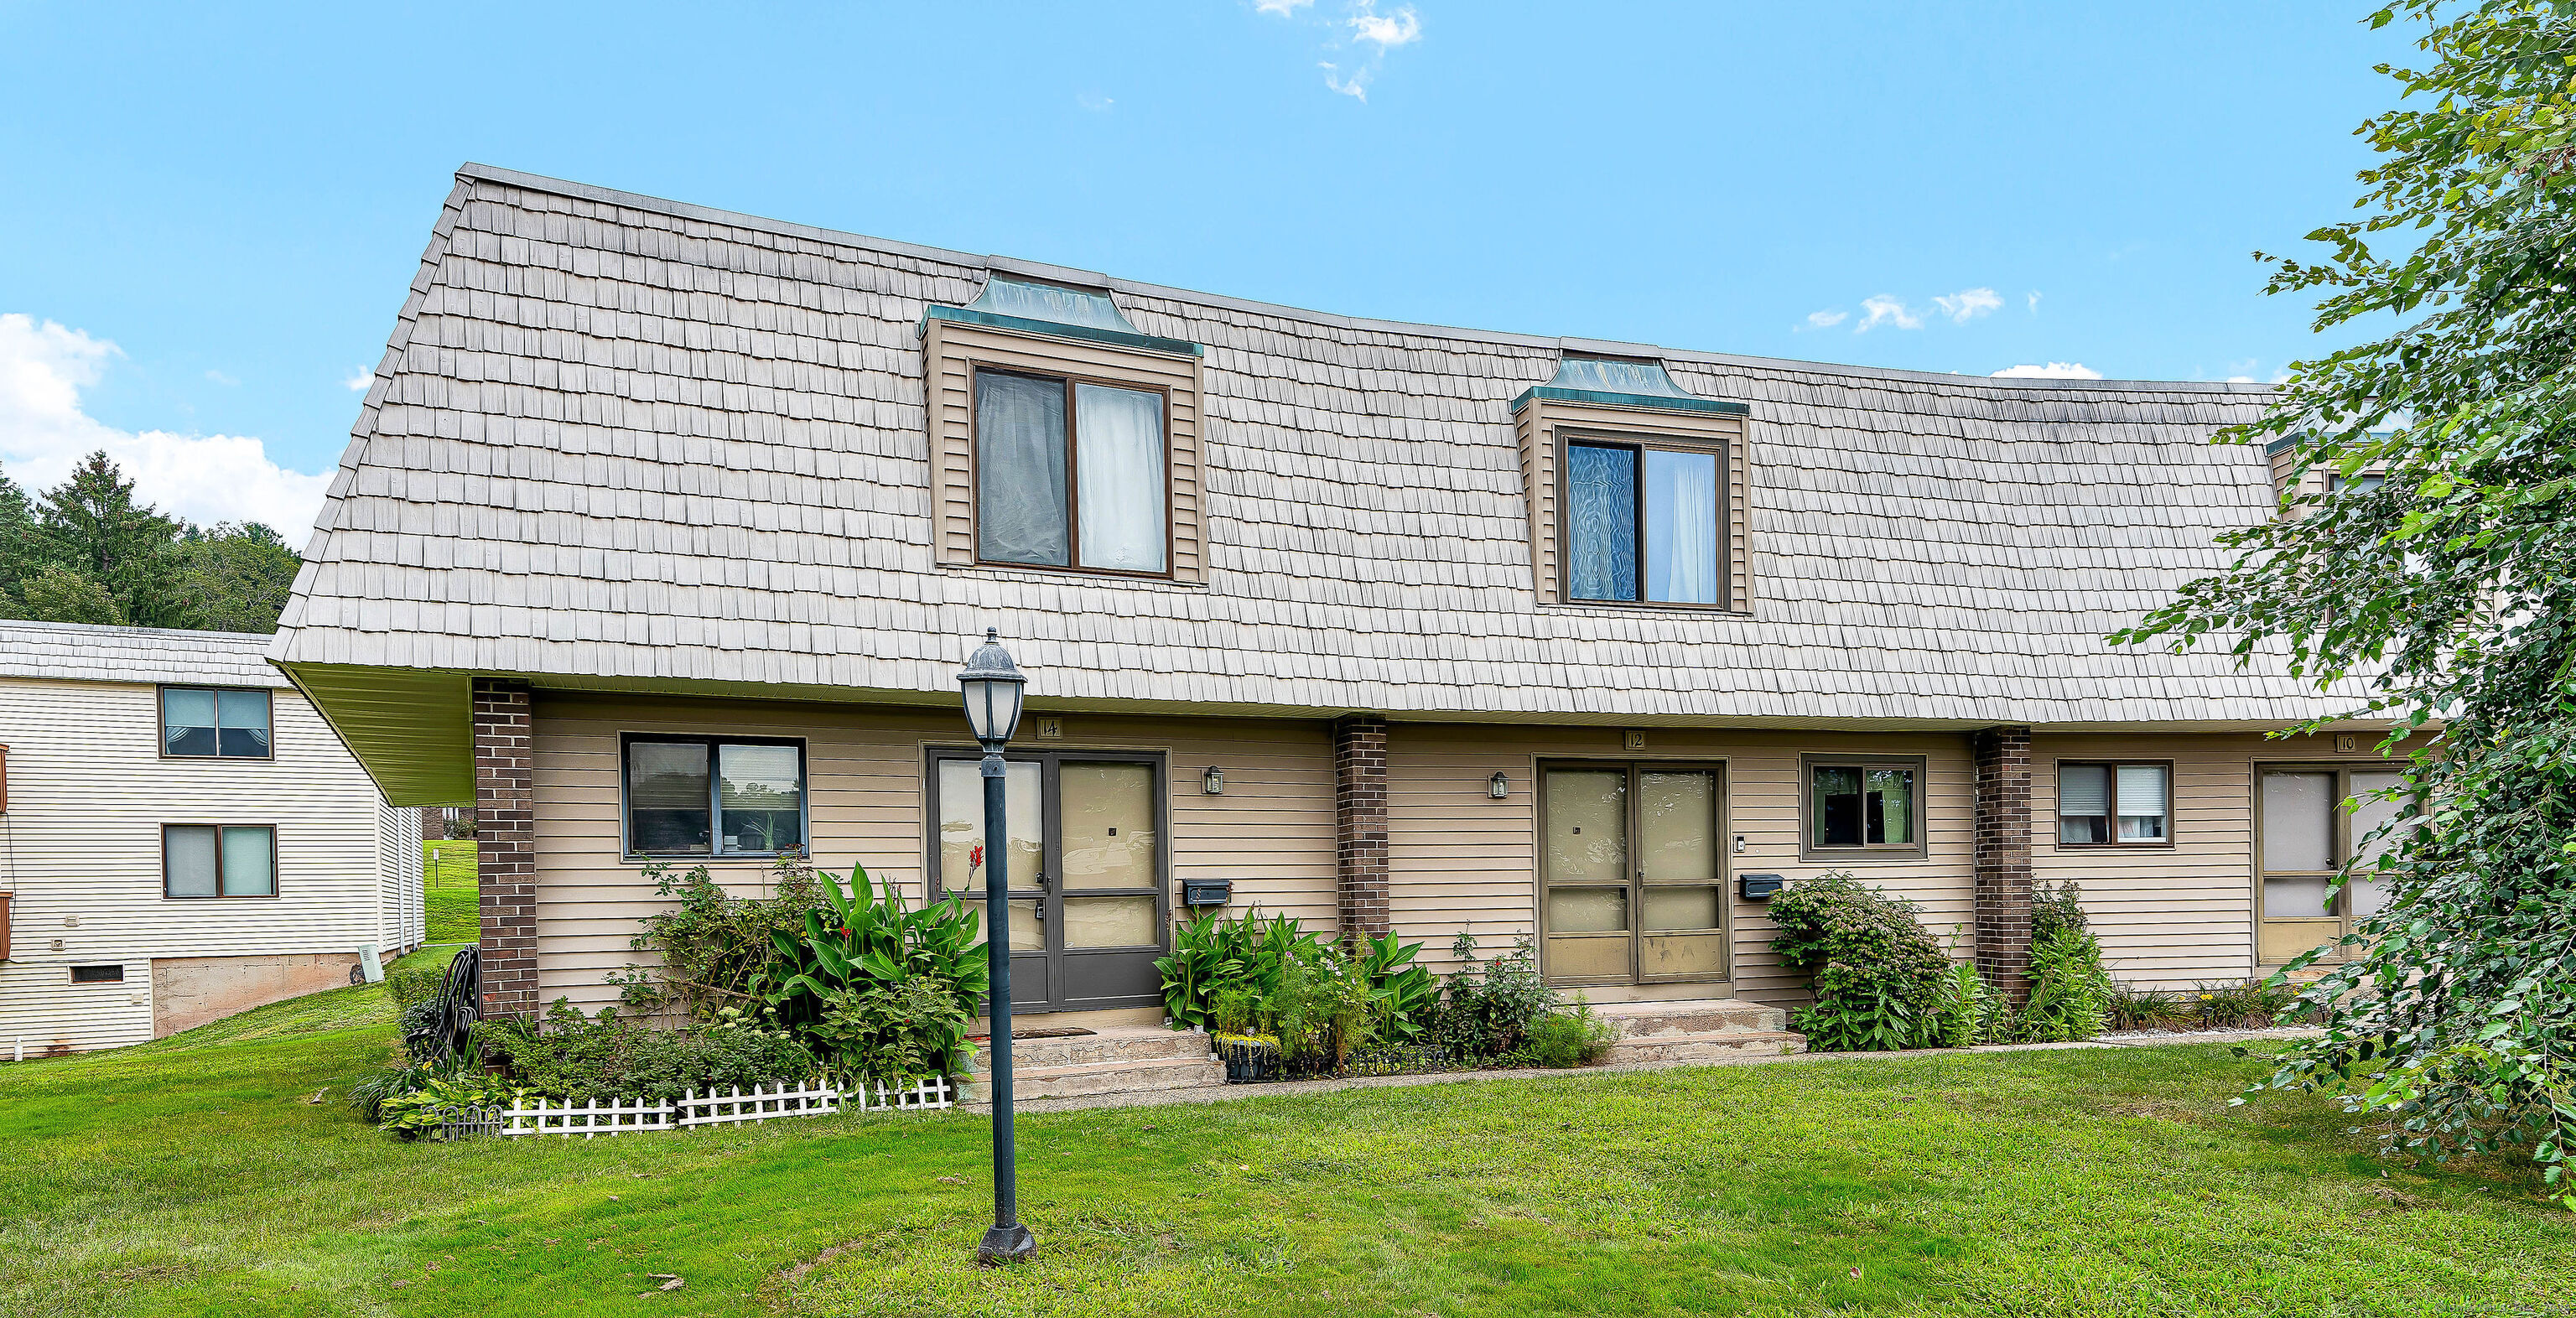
[0,677,412,1055]
[924,318,1206,583]
[528,693,1332,1014]
[1385,724,1975,1007]
[2030,729,2432,988]
[1516,396,1751,613]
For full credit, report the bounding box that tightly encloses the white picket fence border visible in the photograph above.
[497,1075,953,1138]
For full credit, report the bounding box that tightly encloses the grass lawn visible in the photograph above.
[420,841,479,947]
[4,988,2570,1318]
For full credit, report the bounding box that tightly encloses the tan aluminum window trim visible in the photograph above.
[968,364,1178,581]
[1796,753,1930,861]
[2050,760,2178,850]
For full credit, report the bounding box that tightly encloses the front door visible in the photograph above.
[2257,765,2407,966]
[931,750,1169,1013]
[1539,761,1730,987]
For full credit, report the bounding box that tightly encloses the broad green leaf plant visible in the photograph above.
[2116,0,2576,1204]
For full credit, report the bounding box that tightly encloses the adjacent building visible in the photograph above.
[0,620,423,1054]
[269,165,2409,1032]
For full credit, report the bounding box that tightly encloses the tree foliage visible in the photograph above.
[0,450,301,632]
[2116,0,2576,1204]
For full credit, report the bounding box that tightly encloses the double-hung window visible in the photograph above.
[1563,438,1723,605]
[162,687,272,758]
[975,370,1169,575]
[1801,755,1927,859]
[2056,762,2171,844]
[622,735,808,858]
[164,823,277,897]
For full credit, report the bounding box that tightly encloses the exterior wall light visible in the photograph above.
[1202,765,1224,795]
[1488,772,1509,799]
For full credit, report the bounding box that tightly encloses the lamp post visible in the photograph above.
[958,628,1036,1265]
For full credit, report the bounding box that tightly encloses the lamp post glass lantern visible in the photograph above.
[958,628,1036,1264]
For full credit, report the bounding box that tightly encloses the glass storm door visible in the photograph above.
[933,750,1169,1013]
[2258,765,2409,966]
[1541,763,1728,987]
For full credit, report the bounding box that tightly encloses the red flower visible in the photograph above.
[970,843,985,869]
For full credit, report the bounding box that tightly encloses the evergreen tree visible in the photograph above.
[0,470,39,615]
[32,450,190,628]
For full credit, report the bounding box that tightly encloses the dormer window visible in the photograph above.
[1514,354,1749,611]
[975,371,1168,574]
[1566,441,1722,605]
[923,274,1208,583]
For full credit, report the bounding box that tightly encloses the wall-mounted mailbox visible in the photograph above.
[1738,873,1787,900]
[1182,879,1232,909]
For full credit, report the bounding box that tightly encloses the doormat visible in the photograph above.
[969,1027,1097,1042]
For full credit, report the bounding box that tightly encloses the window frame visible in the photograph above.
[1554,428,1732,610]
[156,683,275,761]
[2051,760,2178,850]
[2252,760,2412,965]
[968,363,1177,581]
[70,963,127,984]
[1796,753,1931,861]
[617,733,811,862]
[161,822,281,899]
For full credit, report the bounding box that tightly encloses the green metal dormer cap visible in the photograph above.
[1511,355,1748,417]
[922,274,1203,357]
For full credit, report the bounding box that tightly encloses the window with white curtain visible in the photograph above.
[1564,438,1723,605]
[974,369,1167,574]
[2056,761,2171,845]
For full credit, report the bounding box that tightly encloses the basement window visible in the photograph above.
[70,964,126,983]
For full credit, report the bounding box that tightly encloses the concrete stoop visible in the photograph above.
[962,1025,1224,1103]
[1592,998,1806,1064]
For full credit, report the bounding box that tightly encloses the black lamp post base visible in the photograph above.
[975,1222,1037,1266]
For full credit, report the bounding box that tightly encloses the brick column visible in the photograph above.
[475,678,539,1020]
[1972,725,2035,1004]
[1332,713,1390,947]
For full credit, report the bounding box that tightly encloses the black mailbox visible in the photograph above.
[1738,873,1787,900]
[1182,878,1232,909]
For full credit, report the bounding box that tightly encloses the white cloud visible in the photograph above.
[1854,295,1923,333]
[1321,61,1370,100]
[1991,361,2104,380]
[204,368,237,387]
[2026,290,2042,314]
[1255,0,1312,13]
[1932,287,2002,324]
[1802,309,1847,330]
[0,314,332,533]
[1076,91,1114,112]
[343,370,373,392]
[1348,3,1421,46]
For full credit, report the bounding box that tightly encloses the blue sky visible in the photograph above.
[0,1,2408,533]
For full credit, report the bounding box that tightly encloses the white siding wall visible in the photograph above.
[0,677,417,1056]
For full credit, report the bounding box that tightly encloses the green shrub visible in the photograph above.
[386,965,445,1009]
[1268,947,1379,1070]
[612,854,823,1020]
[1427,933,1559,1061]
[1930,961,2008,1048]
[2020,927,2113,1042]
[2190,977,2300,1030]
[749,864,987,1043]
[2030,880,2090,944]
[348,1058,440,1124]
[1523,999,1618,1068]
[1356,928,1439,1041]
[475,1000,820,1103]
[1154,909,1327,1031]
[809,977,975,1080]
[1768,873,1951,1051]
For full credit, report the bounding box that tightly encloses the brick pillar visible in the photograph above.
[475,678,538,1020]
[1972,725,2035,1004]
[1332,713,1390,947]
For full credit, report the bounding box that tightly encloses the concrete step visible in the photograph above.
[963,1053,1225,1103]
[1605,1029,1806,1064]
[1592,998,1791,1037]
[968,1026,1211,1072]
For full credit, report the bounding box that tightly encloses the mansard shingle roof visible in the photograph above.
[3,620,288,688]
[272,163,2327,732]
